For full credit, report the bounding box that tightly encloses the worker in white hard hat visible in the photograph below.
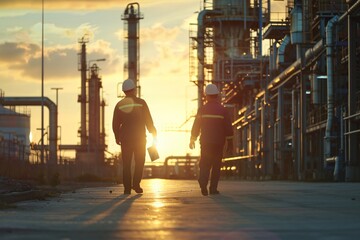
[112,79,157,194]
[189,83,233,196]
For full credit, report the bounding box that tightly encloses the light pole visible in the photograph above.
[51,87,63,106]
[41,0,45,166]
[89,58,106,64]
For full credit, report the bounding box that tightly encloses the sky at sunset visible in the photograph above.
[0,0,201,161]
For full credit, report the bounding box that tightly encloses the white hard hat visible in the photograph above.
[122,79,136,92]
[205,84,219,95]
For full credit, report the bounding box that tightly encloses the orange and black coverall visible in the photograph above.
[112,96,157,191]
[191,99,233,191]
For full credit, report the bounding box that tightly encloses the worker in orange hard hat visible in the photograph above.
[189,84,233,196]
[112,79,157,194]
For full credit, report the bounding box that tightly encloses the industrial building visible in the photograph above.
[190,0,360,181]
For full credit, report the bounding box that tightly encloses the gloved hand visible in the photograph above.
[189,139,195,149]
[152,136,158,146]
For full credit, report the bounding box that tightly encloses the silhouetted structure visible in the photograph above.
[191,0,360,181]
[121,2,143,97]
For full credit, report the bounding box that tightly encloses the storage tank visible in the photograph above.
[0,105,30,161]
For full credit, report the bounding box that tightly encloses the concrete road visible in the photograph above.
[0,179,360,240]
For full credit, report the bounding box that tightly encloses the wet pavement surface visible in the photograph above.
[1,179,360,240]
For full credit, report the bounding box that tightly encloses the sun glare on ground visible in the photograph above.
[150,179,166,208]
[150,178,164,195]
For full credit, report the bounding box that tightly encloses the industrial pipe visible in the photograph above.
[197,9,222,107]
[2,97,58,165]
[267,39,324,92]
[324,15,339,166]
[338,0,360,23]
[163,155,200,178]
[265,0,360,94]
[267,0,360,90]
[276,35,290,70]
[262,1,360,176]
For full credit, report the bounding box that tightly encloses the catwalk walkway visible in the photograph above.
[1,179,360,239]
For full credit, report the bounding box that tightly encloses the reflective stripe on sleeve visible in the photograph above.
[201,114,224,119]
[118,103,143,110]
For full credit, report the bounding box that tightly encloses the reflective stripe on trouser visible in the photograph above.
[198,143,224,190]
[121,139,146,190]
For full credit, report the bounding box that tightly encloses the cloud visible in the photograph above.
[0,41,78,81]
[6,26,23,34]
[115,23,180,44]
[1,18,99,46]
[0,41,39,64]
[2,26,33,46]
[74,23,99,41]
[115,22,186,78]
[87,39,122,75]
[30,46,78,80]
[141,23,180,43]
[0,0,122,10]
[43,23,78,40]
[141,42,188,81]
[0,40,120,83]
[0,0,195,11]
[29,22,98,44]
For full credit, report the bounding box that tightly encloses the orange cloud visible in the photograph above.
[141,24,180,43]
[0,40,120,83]
[0,42,39,64]
[0,0,122,10]
[0,0,195,10]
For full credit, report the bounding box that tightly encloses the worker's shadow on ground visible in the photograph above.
[209,192,288,227]
[209,193,283,239]
[209,193,265,222]
[71,192,142,234]
[209,194,246,216]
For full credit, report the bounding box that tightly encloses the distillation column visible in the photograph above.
[122,2,143,97]
[88,64,105,164]
[78,38,88,150]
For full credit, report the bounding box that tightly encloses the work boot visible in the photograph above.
[209,189,220,195]
[201,187,208,196]
[124,189,131,195]
[132,186,143,194]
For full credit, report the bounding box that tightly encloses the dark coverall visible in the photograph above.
[190,100,233,191]
[112,96,157,191]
